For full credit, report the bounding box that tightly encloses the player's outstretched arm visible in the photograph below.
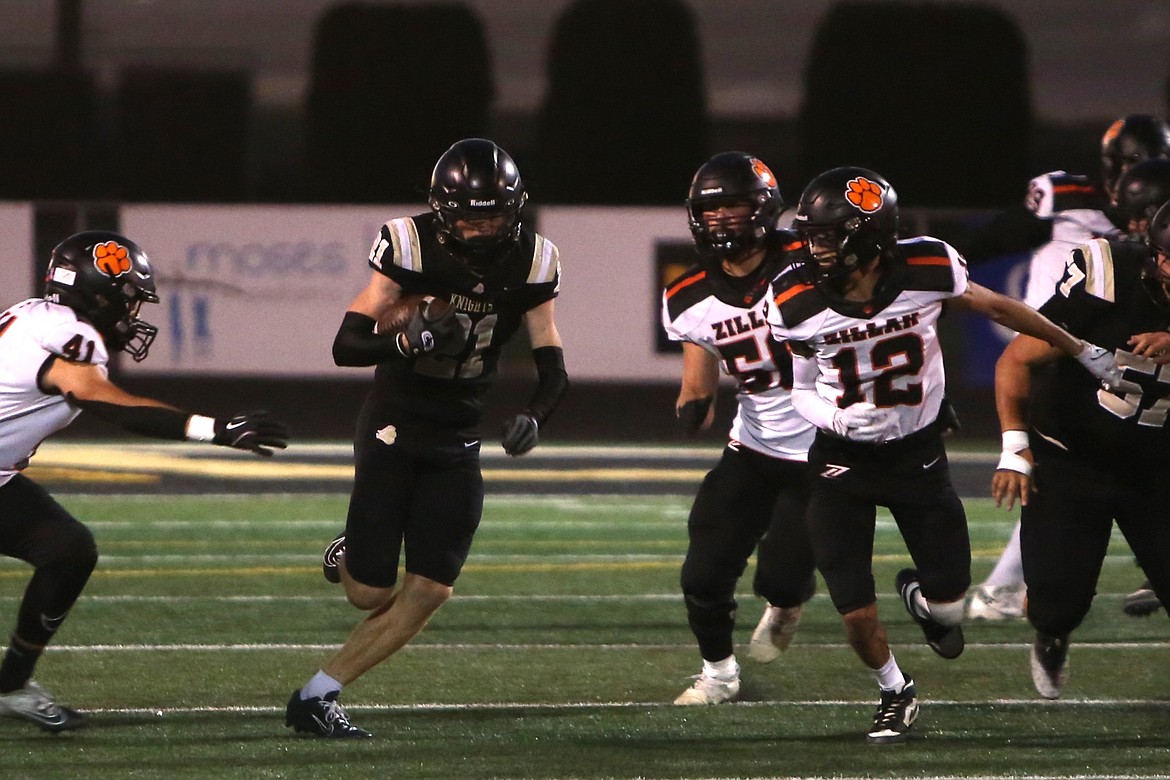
[45,358,289,456]
[952,281,1127,388]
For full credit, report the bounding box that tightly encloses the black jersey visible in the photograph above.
[1036,238,1170,467]
[366,212,560,431]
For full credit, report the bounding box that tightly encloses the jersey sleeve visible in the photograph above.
[519,233,561,309]
[37,312,109,368]
[367,217,427,287]
[1025,171,1060,219]
[1037,238,1112,335]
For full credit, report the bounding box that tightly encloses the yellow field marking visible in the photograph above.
[28,443,708,483]
[22,466,159,484]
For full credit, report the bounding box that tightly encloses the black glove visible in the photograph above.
[395,303,461,358]
[677,396,713,435]
[501,413,539,456]
[212,410,290,457]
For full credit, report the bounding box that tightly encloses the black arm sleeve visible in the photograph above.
[524,346,569,427]
[331,311,404,367]
[65,395,190,440]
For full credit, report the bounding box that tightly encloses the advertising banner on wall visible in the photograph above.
[0,203,34,311]
[121,204,414,376]
[538,206,692,382]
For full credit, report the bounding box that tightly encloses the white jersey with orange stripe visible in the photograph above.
[662,258,815,462]
[0,298,109,485]
[765,236,968,442]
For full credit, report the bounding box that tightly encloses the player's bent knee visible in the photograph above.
[344,581,395,611]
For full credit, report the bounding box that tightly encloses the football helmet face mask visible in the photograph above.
[428,138,527,261]
[43,231,160,361]
[793,166,899,290]
[1101,114,1170,201]
[685,152,784,261]
[1112,158,1170,240]
[1143,200,1170,311]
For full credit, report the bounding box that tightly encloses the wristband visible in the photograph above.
[1001,429,1029,453]
[185,414,217,442]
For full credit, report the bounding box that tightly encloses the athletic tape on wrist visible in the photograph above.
[996,450,1031,475]
[1001,429,1029,453]
[185,414,217,442]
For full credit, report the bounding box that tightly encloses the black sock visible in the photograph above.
[0,639,42,694]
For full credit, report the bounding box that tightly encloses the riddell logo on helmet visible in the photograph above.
[845,177,884,213]
[469,199,497,207]
[92,241,132,277]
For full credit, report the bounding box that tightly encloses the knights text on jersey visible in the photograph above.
[364,213,560,429]
[1035,238,1170,460]
[662,256,814,461]
[0,299,109,484]
[766,237,968,441]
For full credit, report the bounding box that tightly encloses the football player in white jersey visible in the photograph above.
[766,167,1123,744]
[971,115,1170,621]
[662,152,817,706]
[0,231,288,732]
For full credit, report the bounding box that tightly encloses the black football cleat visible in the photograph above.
[896,568,964,659]
[867,679,919,745]
[285,689,371,738]
[322,533,346,584]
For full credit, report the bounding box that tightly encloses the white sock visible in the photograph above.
[872,653,907,692]
[301,670,342,700]
[984,520,1024,588]
[703,654,739,680]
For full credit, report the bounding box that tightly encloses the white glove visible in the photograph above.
[1074,341,1139,392]
[830,402,900,443]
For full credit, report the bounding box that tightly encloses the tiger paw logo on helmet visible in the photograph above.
[845,177,884,213]
[750,157,777,188]
[93,241,132,277]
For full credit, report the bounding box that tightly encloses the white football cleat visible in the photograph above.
[0,681,86,732]
[748,605,803,662]
[966,584,1025,620]
[673,668,741,706]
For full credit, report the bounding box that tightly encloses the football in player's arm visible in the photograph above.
[286,138,568,739]
[0,231,289,733]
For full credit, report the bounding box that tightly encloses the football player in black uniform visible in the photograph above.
[0,231,288,732]
[285,139,568,738]
[992,198,1170,699]
[766,167,1124,743]
[969,115,1170,620]
[662,153,817,705]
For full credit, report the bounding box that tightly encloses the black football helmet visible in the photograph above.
[1112,158,1170,240]
[428,138,527,259]
[1143,199,1170,310]
[793,166,899,288]
[43,231,160,361]
[686,152,784,260]
[1101,114,1170,200]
